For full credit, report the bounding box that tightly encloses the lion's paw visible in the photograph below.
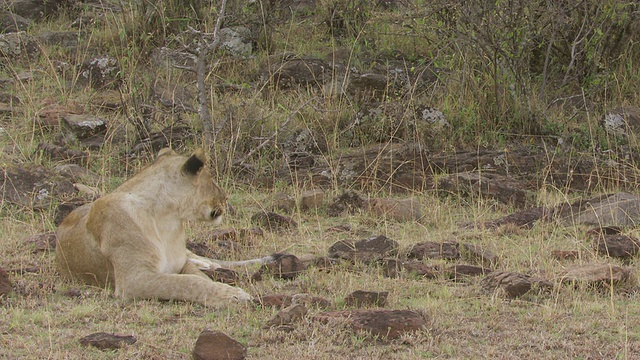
[231,287,253,302]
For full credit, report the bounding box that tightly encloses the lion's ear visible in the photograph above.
[182,148,208,175]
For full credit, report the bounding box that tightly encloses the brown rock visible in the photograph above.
[459,243,499,266]
[300,189,325,211]
[202,268,240,286]
[263,304,308,328]
[593,234,640,260]
[327,190,366,216]
[79,332,136,351]
[271,192,296,213]
[408,241,459,260]
[382,259,438,278]
[345,290,388,307]
[559,264,632,285]
[586,226,623,236]
[313,309,426,339]
[444,264,491,280]
[366,197,421,222]
[1,166,76,209]
[438,171,531,208]
[551,250,580,260]
[192,330,247,360]
[0,266,11,296]
[250,211,297,232]
[23,232,57,252]
[36,142,88,165]
[254,254,306,280]
[253,294,293,308]
[328,235,399,264]
[481,271,553,298]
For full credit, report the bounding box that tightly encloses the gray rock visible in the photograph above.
[60,113,107,140]
[0,10,30,33]
[560,192,640,227]
[219,26,253,57]
[79,56,121,89]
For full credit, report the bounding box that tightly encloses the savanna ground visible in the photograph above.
[1,0,640,358]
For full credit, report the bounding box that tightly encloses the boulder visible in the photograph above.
[192,330,247,360]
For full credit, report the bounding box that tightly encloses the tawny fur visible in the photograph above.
[55,148,255,307]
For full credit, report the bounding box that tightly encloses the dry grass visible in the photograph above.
[2,0,640,358]
[2,186,640,359]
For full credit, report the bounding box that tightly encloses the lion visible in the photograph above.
[55,148,274,307]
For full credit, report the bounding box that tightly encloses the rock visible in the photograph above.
[327,190,366,216]
[150,46,195,68]
[257,254,306,280]
[271,192,296,213]
[482,206,548,229]
[192,330,247,360]
[60,113,107,140]
[7,0,69,20]
[250,211,297,232]
[444,264,491,280]
[79,56,121,89]
[602,106,640,137]
[0,10,30,32]
[328,235,399,264]
[263,303,307,329]
[54,199,87,226]
[202,268,240,286]
[551,250,580,261]
[263,54,330,88]
[480,271,553,298]
[558,192,640,227]
[438,172,532,208]
[459,243,499,267]
[23,232,56,252]
[53,163,94,182]
[78,332,137,351]
[254,294,293,308]
[0,32,37,58]
[408,241,459,260]
[366,197,421,222]
[89,90,123,111]
[0,166,76,209]
[344,290,388,307]
[313,309,427,339]
[290,293,332,309]
[0,266,11,296]
[558,264,632,285]
[35,31,79,47]
[382,259,438,279]
[593,234,640,260]
[219,26,253,57]
[586,226,623,236]
[300,189,325,211]
[36,143,88,165]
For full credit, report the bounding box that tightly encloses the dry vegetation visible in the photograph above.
[1,0,640,358]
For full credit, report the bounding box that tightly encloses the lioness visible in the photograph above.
[56,148,271,307]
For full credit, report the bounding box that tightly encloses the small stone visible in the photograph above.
[263,303,307,329]
[250,211,297,232]
[444,264,491,280]
[327,190,366,216]
[313,309,427,340]
[0,266,11,296]
[559,264,632,285]
[328,235,399,264]
[202,268,240,286]
[192,330,247,360]
[480,271,553,298]
[408,241,459,260]
[79,332,136,351]
[345,290,388,308]
[60,114,107,140]
[300,189,325,211]
[366,197,421,222]
[593,234,640,260]
[256,254,306,280]
[551,250,580,261]
[271,192,296,213]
